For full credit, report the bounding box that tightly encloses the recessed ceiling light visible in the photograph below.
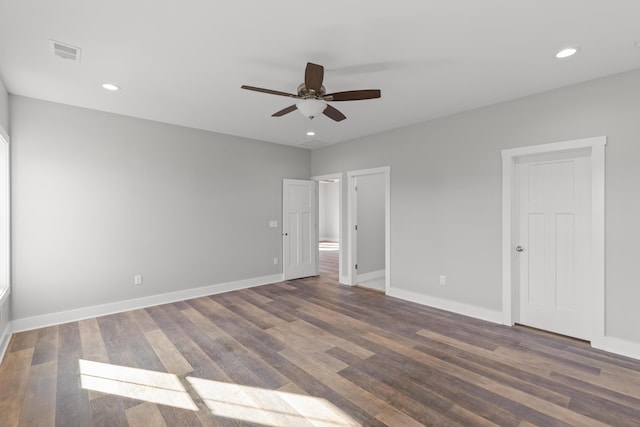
[102,83,120,91]
[306,131,316,136]
[555,47,579,59]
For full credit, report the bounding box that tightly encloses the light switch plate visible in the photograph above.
[269,220,278,228]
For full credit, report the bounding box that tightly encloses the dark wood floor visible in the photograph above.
[2,249,640,426]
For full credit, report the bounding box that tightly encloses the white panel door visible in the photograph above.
[283,179,318,280]
[516,150,591,340]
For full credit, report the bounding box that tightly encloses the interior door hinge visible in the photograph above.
[355,225,358,231]
[355,264,358,270]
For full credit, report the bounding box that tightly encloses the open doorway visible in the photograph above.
[352,172,386,292]
[347,167,391,293]
[313,174,343,282]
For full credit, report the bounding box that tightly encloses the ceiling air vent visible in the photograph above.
[299,140,328,149]
[49,40,81,62]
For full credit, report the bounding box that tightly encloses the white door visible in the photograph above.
[283,179,318,280]
[515,150,591,340]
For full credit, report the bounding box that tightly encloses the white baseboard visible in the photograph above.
[319,237,339,242]
[356,269,385,283]
[11,273,283,334]
[339,274,351,286]
[0,322,11,363]
[387,287,503,324]
[6,274,639,363]
[387,286,640,361]
[592,335,640,361]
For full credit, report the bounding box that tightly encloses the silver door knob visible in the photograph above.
[515,246,524,252]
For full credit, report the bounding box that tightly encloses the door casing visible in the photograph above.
[0,130,9,309]
[501,136,606,342]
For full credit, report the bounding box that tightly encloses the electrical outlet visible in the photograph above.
[439,275,446,285]
[134,274,143,285]
[273,257,279,265]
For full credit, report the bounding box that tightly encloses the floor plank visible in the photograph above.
[0,348,33,427]
[56,322,92,426]
[144,329,194,376]
[18,360,58,427]
[125,402,168,427]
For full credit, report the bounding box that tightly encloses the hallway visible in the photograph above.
[319,241,339,281]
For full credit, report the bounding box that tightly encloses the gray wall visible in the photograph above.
[11,95,310,320]
[319,181,339,241]
[356,173,385,276]
[312,68,640,344]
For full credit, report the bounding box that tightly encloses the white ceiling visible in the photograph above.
[1,1,639,148]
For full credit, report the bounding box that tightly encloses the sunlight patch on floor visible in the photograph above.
[79,359,359,426]
[79,359,198,410]
[188,377,359,427]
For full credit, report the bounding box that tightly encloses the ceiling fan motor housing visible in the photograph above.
[297,83,326,98]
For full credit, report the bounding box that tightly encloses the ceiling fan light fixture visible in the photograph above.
[306,131,316,136]
[296,99,326,119]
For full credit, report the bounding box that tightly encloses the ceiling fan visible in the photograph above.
[241,62,381,122]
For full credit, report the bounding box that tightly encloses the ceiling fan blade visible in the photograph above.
[323,89,381,101]
[272,104,297,117]
[323,105,346,122]
[305,63,324,95]
[241,85,299,99]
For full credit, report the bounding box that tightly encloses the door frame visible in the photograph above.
[501,136,606,341]
[312,173,344,283]
[0,129,9,308]
[347,166,391,292]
